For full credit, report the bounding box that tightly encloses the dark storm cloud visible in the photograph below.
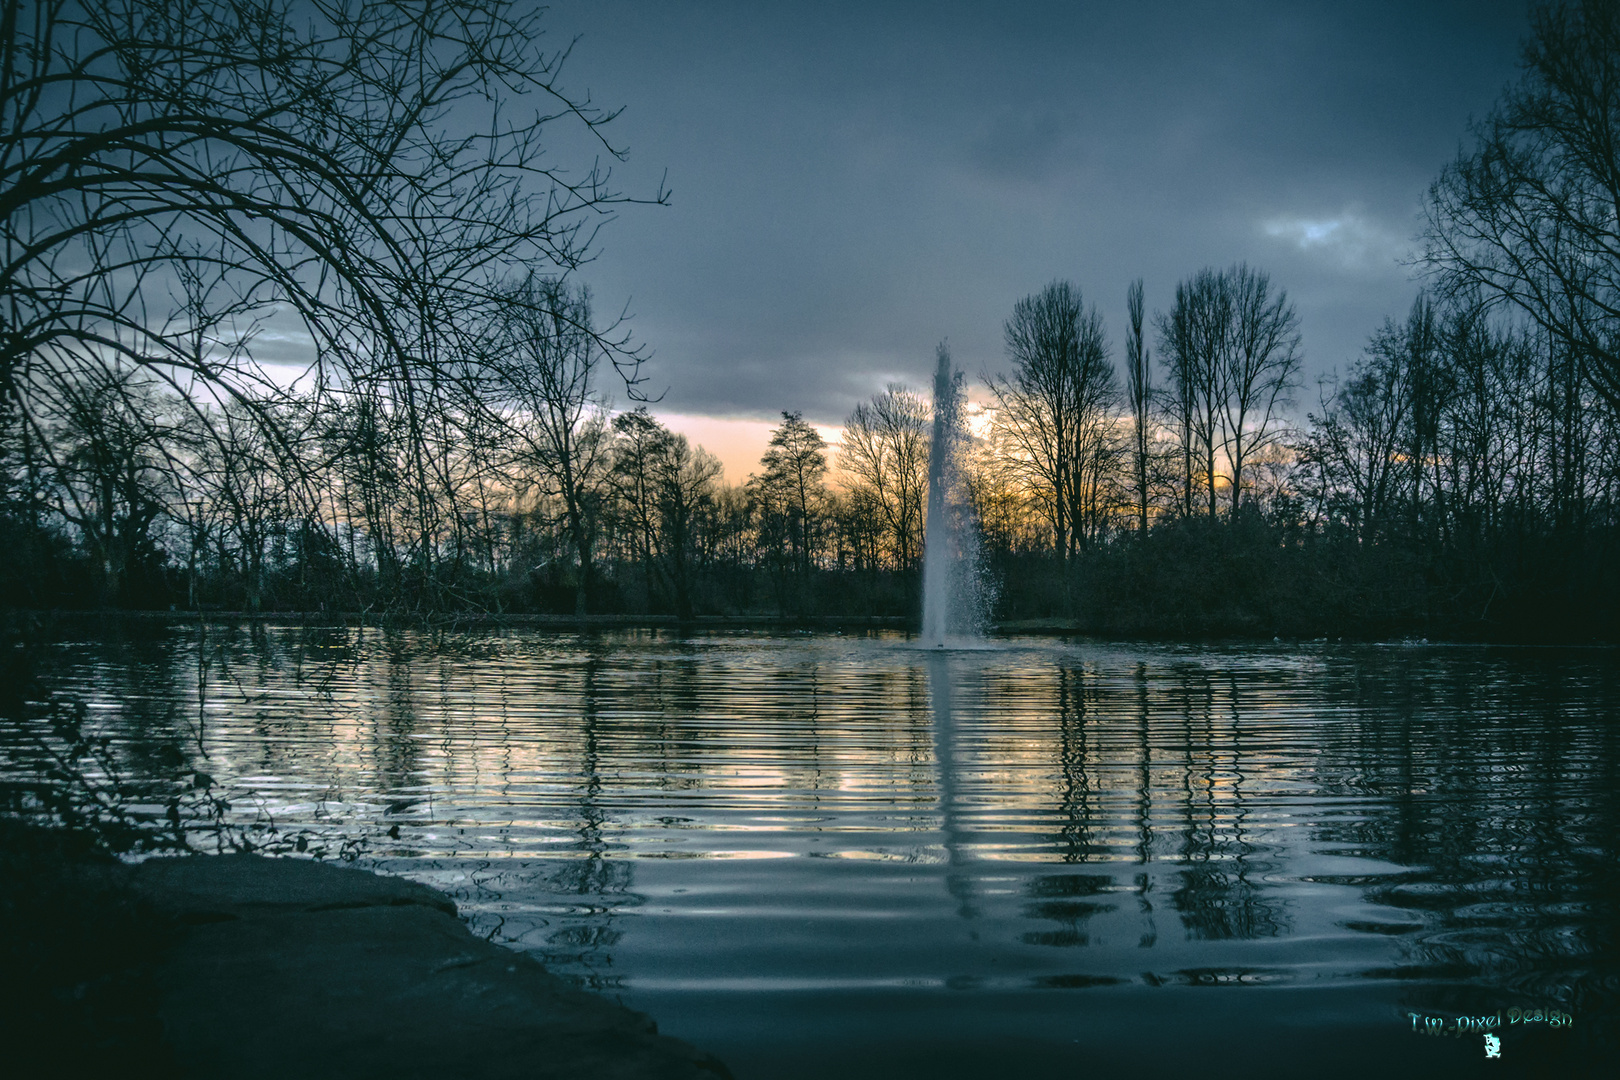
[549,0,1530,424]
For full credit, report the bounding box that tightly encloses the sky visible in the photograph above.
[538,0,1534,481]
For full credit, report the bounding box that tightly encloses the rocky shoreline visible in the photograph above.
[0,827,730,1079]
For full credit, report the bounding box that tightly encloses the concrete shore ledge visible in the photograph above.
[2,834,731,1079]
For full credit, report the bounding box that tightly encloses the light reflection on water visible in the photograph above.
[16,628,1620,1077]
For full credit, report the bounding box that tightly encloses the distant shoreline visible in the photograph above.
[19,608,913,630]
[9,608,1619,647]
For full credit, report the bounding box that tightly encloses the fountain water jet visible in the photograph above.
[921,344,990,647]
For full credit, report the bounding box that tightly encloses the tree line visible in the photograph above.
[7,256,1618,640]
[3,0,1619,639]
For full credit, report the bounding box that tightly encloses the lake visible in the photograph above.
[11,626,1619,1077]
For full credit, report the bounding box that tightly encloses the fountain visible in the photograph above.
[920,343,990,647]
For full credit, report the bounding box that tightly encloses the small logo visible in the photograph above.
[1483,1033,1501,1059]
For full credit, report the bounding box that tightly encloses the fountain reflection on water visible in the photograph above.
[926,654,975,921]
[921,343,990,647]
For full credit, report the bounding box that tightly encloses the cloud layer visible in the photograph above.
[546,0,1529,429]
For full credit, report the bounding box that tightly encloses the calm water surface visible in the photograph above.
[14,628,1620,1077]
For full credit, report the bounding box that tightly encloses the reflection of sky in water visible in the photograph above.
[19,629,1619,1077]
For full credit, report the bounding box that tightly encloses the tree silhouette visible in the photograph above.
[750,411,828,615]
[1424,0,1620,408]
[993,280,1117,558]
[0,0,661,606]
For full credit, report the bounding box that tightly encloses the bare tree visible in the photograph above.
[48,375,173,604]
[0,0,661,612]
[1157,270,1229,519]
[320,394,404,590]
[1125,279,1152,536]
[992,280,1116,559]
[1157,295,1196,519]
[1423,0,1620,409]
[839,385,929,573]
[190,403,290,612]
[609,408,666,612]
[1152,265,1299,518]
[1403,295,1444,528]
[749,412,828,613]
[494,276,612,616]
[963,435,1040,557]
[1302,334,1414,543]
[1222,265,1302,513]
[610,409,721,620]
[652,434,723,622]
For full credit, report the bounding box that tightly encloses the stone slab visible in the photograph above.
[129,853,458,920]
[124,853,729,1079]
[158,901,727,1079]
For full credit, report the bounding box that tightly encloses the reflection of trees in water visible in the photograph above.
[989,655,1290,948]
[233,625,428,852]
[102,631,196,764]
[1131,662,1160,947]
[1163,665,1287,941]
[13,626,381,850]
[1020,873,1114,947]
[371,641,424,798]
[1019,666,1117,947]
[33,630,200,829]
[1309,655,1620,1014]
[44,632,1620,1029]
[1171,863,1282,942]
[642,639,712,792]
[1052,665,1099,863]
[199,624,356,794]
[539,643,636,992]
